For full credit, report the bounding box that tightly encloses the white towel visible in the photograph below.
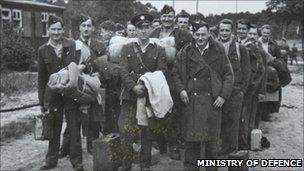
[136,71,173,126]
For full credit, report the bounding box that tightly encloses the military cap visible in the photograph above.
[176,10,190,19]
[100,20,116,32]
[78,14,95,26]
[161,5,175,14]
[115,23,125,31]
[191,21,209,32]
[48,15,64,27]
[130,14,154,28]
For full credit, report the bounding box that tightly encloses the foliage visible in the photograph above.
[0,72,37,96]
[1,25,36,72]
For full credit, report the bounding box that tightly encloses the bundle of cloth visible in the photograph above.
[135,71,173,126]
[108,36,177,63]
[47,62,101,105]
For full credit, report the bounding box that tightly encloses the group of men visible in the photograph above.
[38,4,287,171]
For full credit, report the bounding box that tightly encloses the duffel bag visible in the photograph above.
[266,65,280,92]
[269,58,292,87]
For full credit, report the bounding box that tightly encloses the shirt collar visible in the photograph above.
[195,42,209,55]
[79,37,91,46]
[47,39,63,49]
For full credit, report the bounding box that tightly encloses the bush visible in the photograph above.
[0,71,37,95]
[1,25,36,72]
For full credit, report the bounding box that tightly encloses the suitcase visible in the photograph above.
[228,150,249,171]
[34,113,54,140]
[93,133,121,171]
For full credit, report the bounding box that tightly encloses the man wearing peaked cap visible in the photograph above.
[150,5,192,161]
[118,13,167,171]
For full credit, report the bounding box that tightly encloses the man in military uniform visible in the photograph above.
[236,20,266,149]
[118,14,167,171]
[126,23,136,38]
[59,14,107,158]
[38,15,83,171]
[218,19,251,154]
[150,5,192,160]
[99,20,116,46]
[176,10,191,31]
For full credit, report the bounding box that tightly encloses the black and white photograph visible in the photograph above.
[0,0,303,170]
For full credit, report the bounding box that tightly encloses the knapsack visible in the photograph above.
[269,58,292,87]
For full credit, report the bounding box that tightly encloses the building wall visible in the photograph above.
[1,2,64,50]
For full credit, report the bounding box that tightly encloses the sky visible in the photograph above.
[140,0,268,15]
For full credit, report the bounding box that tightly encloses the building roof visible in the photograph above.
[1,0,66,10]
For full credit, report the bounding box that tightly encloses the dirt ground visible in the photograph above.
[0,64,303,171]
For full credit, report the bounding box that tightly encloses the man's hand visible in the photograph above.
[258,94,265,101]
[180,90,189,104]
[132,84,145,97]
[213,96,225,108]
[40,106,48,114]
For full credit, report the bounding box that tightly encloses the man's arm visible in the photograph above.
[37,47,48,108]
[219,44,234,100]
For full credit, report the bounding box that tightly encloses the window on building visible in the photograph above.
[12,9,22,28]
[2,8,11,27]
[41,12,49,37]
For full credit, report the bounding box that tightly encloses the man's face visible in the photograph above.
[126,24,136,38]
[48,22,64,42]
[136,24,152,40]
[177,17,189,30]
[152,22,160,29]
[193,26,210,46]
[79,19,94,39]
[160,11,175,28]
[219,23,232,41]
[261,28,271,41]
[237,23,248,39]
[100,28,113,41]
[247,28,259,41]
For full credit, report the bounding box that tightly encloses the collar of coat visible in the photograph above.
[47,37,74,48]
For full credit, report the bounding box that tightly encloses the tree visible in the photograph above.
[266,0,303,38]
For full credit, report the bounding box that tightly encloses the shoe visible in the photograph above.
[40,164,56,170]
[140,166,150,171]
[169,147,180,160]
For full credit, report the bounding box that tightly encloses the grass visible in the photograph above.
[0,117,35,143]
[0,71,37,96]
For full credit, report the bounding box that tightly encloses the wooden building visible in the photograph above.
[0,0,65,49]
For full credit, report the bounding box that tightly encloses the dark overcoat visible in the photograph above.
[38,38,79,110]
[172,38,234,142]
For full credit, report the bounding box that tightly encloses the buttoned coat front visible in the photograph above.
[172,39,234,142]
[119,42,167,102]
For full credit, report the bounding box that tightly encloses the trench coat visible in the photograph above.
[172,38,234,141]
[38,38,79,110]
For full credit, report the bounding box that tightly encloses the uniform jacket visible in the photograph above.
[38,38,79,109]
[119,41,167,102]
[226,39,251,95]
[172,39,234,141]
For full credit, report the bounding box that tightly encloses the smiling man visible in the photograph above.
[176,10,190,31]
[149,5,192,160]
[38,15,83,171]
[172,21,233,171]
[218,19,251,155]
